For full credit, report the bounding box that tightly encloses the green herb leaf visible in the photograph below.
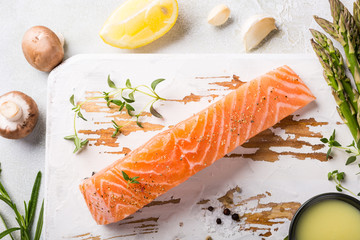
[110,100,123,106]
[0,228,20,239]
[151,78,165,90]
[73,137,81,153]
[126,104,135,116]
[358,192,360,196]
[330,130,336,141]
[33,201,44,240]
[112,120,119,128]
[119,102,126,112]
[326,148,332,160]
[128,92,135,101]
[122,171,130,181]
[136,120,143,128]
[122,97,135,103]
[346,156,357,165]
[103,92,111,107]
[336,185,343,192]
[64,135,76,140]
[150,105,163,118]
[26,172,42,230]
[121,171,140,184]
[357,139,360,149]
[337,172,345,181]
[69,94,75,106]
[80,139,89,148]
[332,141,341,147]
[0,214,14,240]
[328,172,333,180]
[130,178,140,184]
[112,128,120,138]
[77,111,87,121]
[347,141,355,147]
[111,120,121,138]
[126,79,132,88]
[320,138,329,143]
[107,75,116,89]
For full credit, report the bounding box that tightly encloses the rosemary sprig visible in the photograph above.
[65,76,166,153]
[122,171,140,185]
[0,168,44,240]
[328,170,360,196]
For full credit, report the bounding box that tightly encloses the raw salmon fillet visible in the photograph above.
[80,66,315,225]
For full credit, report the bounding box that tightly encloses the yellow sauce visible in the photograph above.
[296,200,360,240]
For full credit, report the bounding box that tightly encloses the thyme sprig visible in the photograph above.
[0,168,44,240]
[328,170,360,196]
[65,76,166,153]
[122,171,140,186]
[321,130,360,165]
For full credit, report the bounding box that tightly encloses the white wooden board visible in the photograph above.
[45,54,359,239]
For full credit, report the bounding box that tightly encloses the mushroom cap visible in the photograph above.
[0,91,39,139]
[22,26,64,72]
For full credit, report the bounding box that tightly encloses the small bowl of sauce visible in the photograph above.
[288,192,360,240]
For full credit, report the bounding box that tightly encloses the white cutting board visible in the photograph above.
[45,54,358,239]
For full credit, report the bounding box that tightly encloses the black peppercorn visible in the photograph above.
[231,213,240,221]
[216,218,222,224]
[208,206,214,212]
[223,208,231,215]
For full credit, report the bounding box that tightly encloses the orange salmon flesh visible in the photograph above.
[80,66,315,225]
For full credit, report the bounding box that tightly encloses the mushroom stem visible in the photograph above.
[0,101,23,122]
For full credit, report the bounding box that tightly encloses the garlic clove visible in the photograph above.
[242,15,277,52]
[0,101,23,122]
[207,4,231,26]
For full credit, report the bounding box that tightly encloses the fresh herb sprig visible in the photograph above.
[328,170,360,196]
[121,171,140,186]
[65,76,166,153]
[321,130,360,165]
[0,169,44,240]
[64,95,89,153]
[111,120,122,138]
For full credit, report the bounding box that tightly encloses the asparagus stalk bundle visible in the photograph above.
[311,0,360,143]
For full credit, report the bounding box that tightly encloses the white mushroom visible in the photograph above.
[242,15,277,52]
[22,26,64,72]
[207,4,231,26]
[0,91,39,139]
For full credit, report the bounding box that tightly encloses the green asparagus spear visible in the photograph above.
[353,0,360,60]
[313,15,340,41]
[311,39,360,141]
[316,0,360,93]
[310,28,359,112]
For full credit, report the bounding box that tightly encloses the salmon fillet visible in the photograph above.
[80,65,315,225]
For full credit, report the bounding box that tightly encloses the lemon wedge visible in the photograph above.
[100,0,178,49]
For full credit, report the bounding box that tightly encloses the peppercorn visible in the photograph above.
[216,218,222,224]
[208,206,214,212]
[223,208,231,215]
[231,213,240,221]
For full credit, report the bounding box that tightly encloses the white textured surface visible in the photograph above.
[45,54,358,239]
[0,0,357,239]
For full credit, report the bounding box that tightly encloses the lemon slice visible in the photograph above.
[100,0,178,49]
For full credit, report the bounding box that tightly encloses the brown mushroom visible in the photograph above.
[22,26,64,72]
[0,91,39,139]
